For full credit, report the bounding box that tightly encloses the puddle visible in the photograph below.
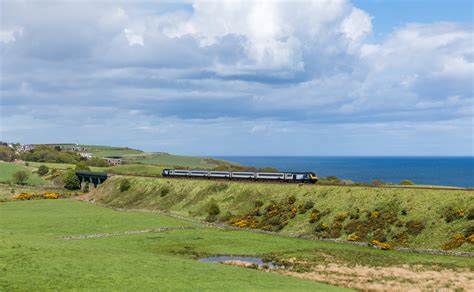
[199,256,274,269]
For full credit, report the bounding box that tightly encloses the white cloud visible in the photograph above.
[124,28,144,46]
[0,26,23,43]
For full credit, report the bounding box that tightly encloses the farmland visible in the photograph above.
[0,162,46,186]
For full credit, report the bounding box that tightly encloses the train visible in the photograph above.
[162,169,318,184]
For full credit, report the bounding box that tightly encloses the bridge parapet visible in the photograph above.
[75,171,108,187]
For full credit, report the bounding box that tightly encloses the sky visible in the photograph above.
[0,0,473,156]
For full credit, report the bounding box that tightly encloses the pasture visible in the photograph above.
[0,162,46,186]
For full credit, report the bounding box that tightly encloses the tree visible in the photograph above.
[13,171,29,185]
[0,145,15,162]
[399,180,415,185]
[63,169,80,190]
[37,165,49,176]
[75,161,91,172]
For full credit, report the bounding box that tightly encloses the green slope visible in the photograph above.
[0,162,46,185]
[92,176,474,251]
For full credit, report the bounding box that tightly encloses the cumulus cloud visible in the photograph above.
[0,0,472,155]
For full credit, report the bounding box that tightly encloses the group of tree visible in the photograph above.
[0,145,16,162]
[18,145,109,166]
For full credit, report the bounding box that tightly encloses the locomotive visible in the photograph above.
[162,169,318,184]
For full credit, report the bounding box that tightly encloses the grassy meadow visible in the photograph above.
[92,176,474,251]
[0,162,46,185]
[0,199,346,291]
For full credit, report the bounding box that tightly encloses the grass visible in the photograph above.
[26,161,105,172]
[106,164,166,176]
[128,153,220,168]
[0,162,46,186]
[93,176,474,251]
[0,199,348,291]
[0,183,65,201]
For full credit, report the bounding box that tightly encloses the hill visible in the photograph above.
[91,176,474,251]
[0,162,46,186]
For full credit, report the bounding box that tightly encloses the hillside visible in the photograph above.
[0,162,46,186]
[91,176,474,251]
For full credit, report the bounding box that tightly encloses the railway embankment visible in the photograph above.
[90,176,474,251]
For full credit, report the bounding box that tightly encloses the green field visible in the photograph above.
[93,176,474,251]
[0,199,347,291]
[129,153,222,168]
[0,162,46,185]
[106,164,166,176]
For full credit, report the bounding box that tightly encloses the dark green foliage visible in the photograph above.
[0,145,16,162]
[21,145,80,164]
[303,201,314,210]
[160,186,170,197]
[75,162,91,172]
[287,195,296,205]
[13,171,29,185]
[83,182,90,193]
[63,169,80,190]
[207,202,220,216]
[119,179,131,192]
[466,209,474,220]
[401,209,408,216]
[405,220,425,235]
[85,157,108,167]
[37,165,49,176]
[464,225,474,237]
[399,180,415,185]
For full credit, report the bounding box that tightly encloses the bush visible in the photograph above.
[442,234,465,250]
[37,165,49,176]
[405,220,425,235]
[399,180,415,185]
[443,207,465,223]
[63,169,80,190]
[371,179,384,186]
[119,179,131,192]
[75,161,91,172]
[467,209,474,220]
[160,186,170,197]
[287,195,296,205]
[303,201,314,210]
[208,202,220,216]
[13,171,29,185]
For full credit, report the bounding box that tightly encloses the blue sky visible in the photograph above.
[0,0,472,156]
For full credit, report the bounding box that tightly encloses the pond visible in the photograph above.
[198,256,274,269]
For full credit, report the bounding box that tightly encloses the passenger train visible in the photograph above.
[162,169,318,184]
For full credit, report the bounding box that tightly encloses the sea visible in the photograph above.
[215,156,474,188]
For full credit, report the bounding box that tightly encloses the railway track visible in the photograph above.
[109,173,474,192]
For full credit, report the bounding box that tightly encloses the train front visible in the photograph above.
[309,172,318,184]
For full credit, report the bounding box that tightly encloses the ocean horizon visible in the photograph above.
[214,156,474,188]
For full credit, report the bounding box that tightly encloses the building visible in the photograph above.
[104,156,122,166]
[79,153,92,159]
[18,144,36,152]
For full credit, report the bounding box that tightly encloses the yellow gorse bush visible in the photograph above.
[371,240,392,250]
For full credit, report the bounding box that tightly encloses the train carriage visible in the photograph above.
[163,169,317,184]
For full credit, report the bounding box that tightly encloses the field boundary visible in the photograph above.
[61,226,195,240]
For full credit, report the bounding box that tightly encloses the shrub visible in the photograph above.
[13,171,29,185]
[393,232,409,246]
[75,161,91,172]
[208,202,220,216]
[467,209,474,220]
[442,234,465,250]
[37,165,49,176]
[287,195,296,205]
[464,225,474,237]
[399,180,415,185]
[371,240,392,250]
[314,223,329,232]
[335,212,348,221]
[303,200,314,210]
[329,229,341,238]
[309,209,322,223]
[443,207,465,222]
[83,182,90,193]
[160,186,170,197]
[371,180,384,186]
[405,220,425,235]
[119,179,131,192]
[467,234,474,245]
[43,193,59,199]
[347,233,359,241]
[63,169,80,190]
